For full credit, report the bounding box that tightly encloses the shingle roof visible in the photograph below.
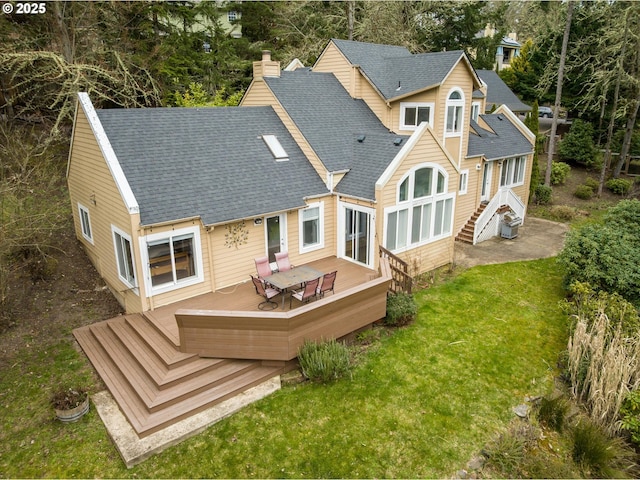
[96,106,328,226]
[477,69,531,113]
[330,39,466,101]
[468,114,533,160]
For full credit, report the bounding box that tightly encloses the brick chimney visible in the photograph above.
[253,50,281,80]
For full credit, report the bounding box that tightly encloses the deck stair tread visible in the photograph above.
[73,317,283,437]
[108,317,228,388]
[88,322,260,410]
[124,314,191,367]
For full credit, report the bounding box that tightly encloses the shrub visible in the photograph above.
[548,205,576,221]
[297,338,352,383]
[550,162,571,185]
[557,200,640,307]
[384,292,417,327]
[605,178,632,196]
[574,184,594,200]
[537,395,569,432]
[620,389,640,447]
[558,119,599,168]
[534,184,552,205]
[585,177,599,190]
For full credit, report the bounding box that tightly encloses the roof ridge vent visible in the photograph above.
[262,134,289,162]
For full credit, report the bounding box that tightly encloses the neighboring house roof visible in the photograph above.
[329,39,470,101]
[95,105,328,226]
[477,69,531,113]
[500,36,521,48]
[468,114,534,160]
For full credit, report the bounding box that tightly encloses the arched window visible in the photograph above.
[385,166,455,251]
[445,89,464,135]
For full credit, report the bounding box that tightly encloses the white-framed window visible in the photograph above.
[471,102,481,122]
[500,156,527,188]
[445,89,465,136]
[399,102,434,131]
[78,203,93,244]
[227,11,237,22]
[112,226,136,289]
[384,165,455,252]
[140,225,203,296]
[459,169,469,194]
[299,201,324,254]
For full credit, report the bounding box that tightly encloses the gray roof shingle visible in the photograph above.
[266,70,406,200]
[477,69,531,113]
[330,39,466,101]
[96,106,328,226]
[468,114,533,160]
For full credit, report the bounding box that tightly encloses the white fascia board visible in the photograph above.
[376,121,459,190]
[77,92,139,215]
[494,104,536,144]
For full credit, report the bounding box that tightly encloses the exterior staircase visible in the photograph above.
[74,313,285,438]
[456,203,487,244]
[456,203,512,244]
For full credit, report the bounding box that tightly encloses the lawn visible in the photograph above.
[0,258,568,478]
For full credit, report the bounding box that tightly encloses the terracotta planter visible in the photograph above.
[55,396,89,423]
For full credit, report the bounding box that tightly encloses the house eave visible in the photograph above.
[77,92,140,215]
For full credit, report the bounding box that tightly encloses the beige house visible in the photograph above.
[67,39,534,315]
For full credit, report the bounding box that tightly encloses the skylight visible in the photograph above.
[262,135,289,161]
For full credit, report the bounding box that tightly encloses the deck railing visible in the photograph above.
[174,257,392,361]
[379,246,412,294]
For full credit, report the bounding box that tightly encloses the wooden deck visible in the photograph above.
[73,257,380,437]
[144,256,378,348]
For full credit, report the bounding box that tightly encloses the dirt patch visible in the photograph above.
[0,216,124,368]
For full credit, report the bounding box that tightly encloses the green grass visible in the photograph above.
[0,258,568,478]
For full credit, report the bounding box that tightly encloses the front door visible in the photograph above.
[339,203,374,268]
[481,162,493,202]
[265,214,286,266]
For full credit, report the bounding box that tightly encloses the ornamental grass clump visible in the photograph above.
[536,395,570,432]
[297,338,352,383]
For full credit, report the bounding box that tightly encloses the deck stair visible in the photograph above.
[456,203,511,244]
[73,313,284,437]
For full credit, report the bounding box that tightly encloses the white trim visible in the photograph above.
[298,201,325,254]
[399,102,435,131]
[338,202,375,269]
[383,165,456,254]
[139,225,204,297]
[264,213,287,269]
[499,156,527,188]
[459,169,469,195]
[444,87,465,138]
[111,225,137,290]
[471,102,481,122]
[77,93,139,214]
[376,121,460,190]
[78,203,94,244]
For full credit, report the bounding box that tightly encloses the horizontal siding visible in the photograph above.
[68,105,143,312]
[140,221,213,310]
[391,89,439,135]
[206,196,337,290]
[376,131,457,273]
[313,43,352,93]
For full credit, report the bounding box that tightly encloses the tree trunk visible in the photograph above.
[347,1,354,41]
[51,2,75,64]
[545,1,573,186]
[614,96,640,177]
[597,9,632,193]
